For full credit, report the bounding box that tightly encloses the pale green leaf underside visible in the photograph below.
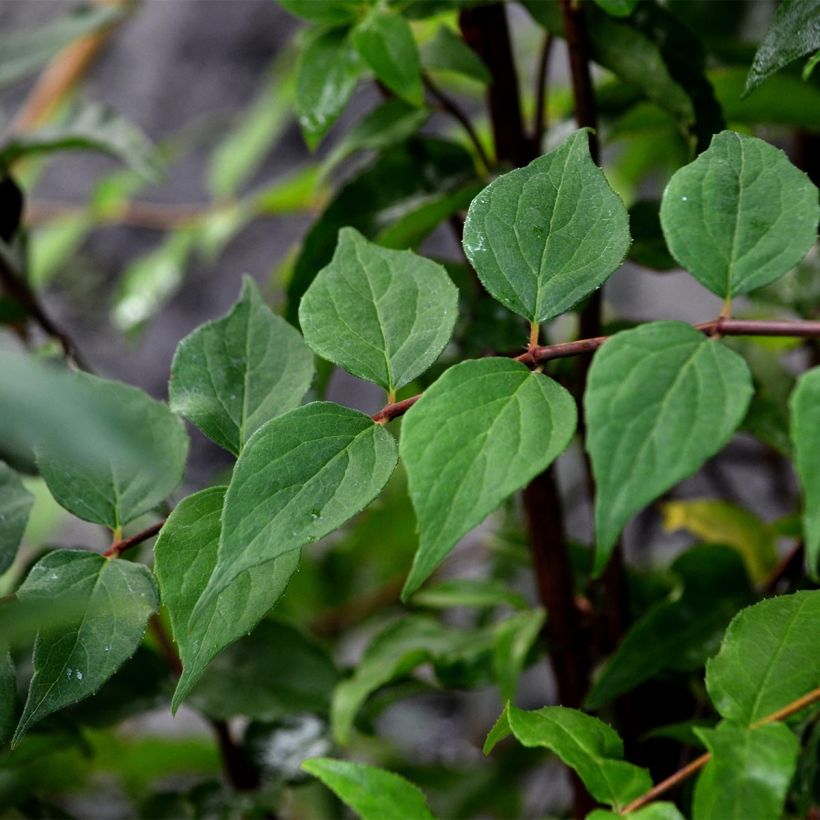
[705,590,820,726]
[37,372,189,530]
[586,321,753,575]
[12,550,158,745]
[170,276,314,454]
[0,462,34,575]
[400,358,577,599]
[791,367,820,578]
[154,487,300,711]
[486,704,652,810]
[302,758,436,820]
[299,227,458,393]
[462,129,630,323]
[693,722,799,819]
[194,402,397,618]
[660,130,818,298]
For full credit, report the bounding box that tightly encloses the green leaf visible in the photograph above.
[287,137,476,322]
[693,722,799,819]
[170,277,314,455]
[11,550,159,745]
[804,50,820,81]
[660,499,777,584]
[485,704,652,810]
[299,228,457,394]
[0,462,34,575]
[154,487,300,712]
[279,0,360,25]
[0,5,123,90]
[302,758,436,820]
[319,98,430,179]
[660,131,819,300]
[195,403,397,617]
[353,9,423,106]
[0,102,161,181]
[492,608,546,701]
[422,26,490,84]
[411,578,528,610]
[593,0,639,17]
[0,648,15,746]
[791,367,820,578]
[585,546,752,709]
[589,804,684,820]
[400,358,576,598]
[745,0,820,95]
[297,27,362,151]
[586,321,753,575]
[189,619,338,720]
[705,591,820,726]
[462,129,629,324]
[37,373,189,531]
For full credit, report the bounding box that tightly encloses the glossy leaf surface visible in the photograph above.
[12,550,158,745]
[660,131,819,299]
[586,321,753,574]
[170,277,314,454]
[462,129,629,323]
[299,228,458,393]
[400,358,576,598]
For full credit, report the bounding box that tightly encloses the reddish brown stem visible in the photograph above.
[103,520,165,558]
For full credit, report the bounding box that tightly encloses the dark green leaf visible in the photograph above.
[189,620,338,720]
[705,591,820,726]
[400,358,576,598]
[593,0,639,17]
[287,137,476,322]
[627,200,676,271]
[279,0,360,25]
[352,9,423,106]
[422,26,490,84]
[299,228,458,394]
[0,462,34,575]
[37,373,189,531]
[297,27,362,150]
[660,130,819,299]
[485,704,652,810]
[586,321,753,574]
[791,367,820,578]
[492,608,545,701]
[585,546,751,709]
[170,277,314,455]
[302,758,436,820]
[194,403,397,619]
[0,648,15,746]
[462,129,629,324]
[12,550,159,745]
[745,0,820,95]
[0,103,161,181]
[154,487,300,712]
[693,722,799,819]
[0,5,123,90]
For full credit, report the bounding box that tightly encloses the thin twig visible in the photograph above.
[103,519,165,558]
[423,74,491,170]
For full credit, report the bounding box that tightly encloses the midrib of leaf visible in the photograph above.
[352,241,393,391]
[239,298,254,448]
[725,134,747,297]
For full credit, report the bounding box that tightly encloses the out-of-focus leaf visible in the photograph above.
[492,608,545,701]
[254,165,325,214]
[0,462,34,575]
[422,25,490,84]
[353,9,423,106]
[302,758,436,820]
[706,591,820,725]
[297,27,362,151]
[589,804,684,820]
[279,0,360,25]
[792,368,820,578]
[27,213,92,290]
[37,372,188,531]
[585,546,752,709]
[661,499,777,584]
[593,0,639,17]
[0,648,15,745]
[693,722,799,819]
[0,103,161,181]
[287,137,476,322]
[320,99,430,179]
[189,620,338,721]
[804,50,820,80]
[745,0,820,95]
[0,5,124,90]
[11,550,159,746]
[627,200,676,271]
[112,228,197,331]
[411,578,528,610]
[209,56,295,199]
